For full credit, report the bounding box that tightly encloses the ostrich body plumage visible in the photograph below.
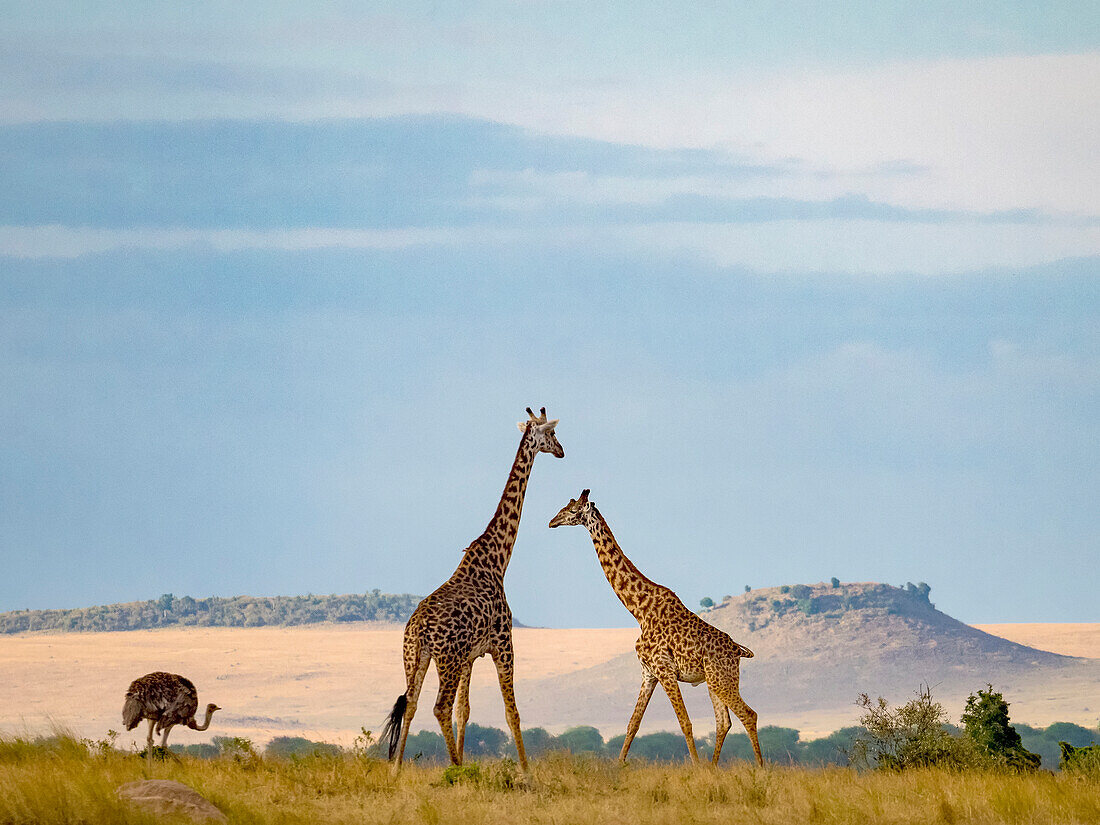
[122,671,219,757]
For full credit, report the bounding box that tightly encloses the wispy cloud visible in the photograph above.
[6,56,1098,218]
[2,116,1097,273]
[5,222,1099,276]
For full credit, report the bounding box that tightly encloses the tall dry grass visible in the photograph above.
[1,733,1098,824]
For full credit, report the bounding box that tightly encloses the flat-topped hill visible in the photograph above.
[707,581,1067,668]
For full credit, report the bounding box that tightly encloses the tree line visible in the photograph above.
[169,725,862,766]
[170,687,1099,772]
[0,591,421,634]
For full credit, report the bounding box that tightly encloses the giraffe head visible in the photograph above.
[548,488,593,528]
[518,406,564,458]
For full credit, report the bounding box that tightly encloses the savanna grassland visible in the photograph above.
[2,735,1099,825]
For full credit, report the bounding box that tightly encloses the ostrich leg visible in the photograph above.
[146,719,155,766]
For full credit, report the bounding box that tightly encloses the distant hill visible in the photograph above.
[0,591,422,634]
[507,581,1096,732]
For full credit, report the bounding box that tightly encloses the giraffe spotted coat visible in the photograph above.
[550,489,763,766]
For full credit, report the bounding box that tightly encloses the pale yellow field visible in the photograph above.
[0,622,1094,750]
[0,624,638,748]
[973,624,1100,660]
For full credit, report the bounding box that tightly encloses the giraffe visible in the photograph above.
[381,407,564,774]
[549,489,763,766]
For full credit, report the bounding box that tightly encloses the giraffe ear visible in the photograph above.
[544,419,559,429]
[517,421,528,433]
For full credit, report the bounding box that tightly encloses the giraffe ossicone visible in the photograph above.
[381,407,564,774]
[549,489,763,767]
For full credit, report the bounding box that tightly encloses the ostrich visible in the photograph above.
[122,671,220,762]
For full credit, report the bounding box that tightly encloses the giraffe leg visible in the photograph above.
[706,656,763,767]
[708,685,732,766]
[619,671,658,763]
[433,659,463,766]
[728,694,762,767]
[455,662,473,764]
[655,670,699,765]
[491,639,528,773]
[391,651,431,774]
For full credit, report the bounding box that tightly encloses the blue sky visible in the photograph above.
[1,4,1097,625]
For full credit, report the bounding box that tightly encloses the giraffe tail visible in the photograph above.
[381,693,408,760]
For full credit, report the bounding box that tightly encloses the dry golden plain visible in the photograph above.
[0,622,1095,751]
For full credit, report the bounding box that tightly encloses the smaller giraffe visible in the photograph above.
[550,489,763,766]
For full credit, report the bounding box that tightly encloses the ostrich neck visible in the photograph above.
[189,709,215,731]
[584,507,659,622]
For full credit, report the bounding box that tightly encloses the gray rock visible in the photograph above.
[117,779,227,823]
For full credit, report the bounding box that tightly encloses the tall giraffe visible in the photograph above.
[550,489,763,766]
[381,407,564,773]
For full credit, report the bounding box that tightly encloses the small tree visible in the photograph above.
[830,577,840,588]
[462,723,508,758]
[265,736,340,759]
[554,725,604,754]
[699,596,714,610]
[905,582,932,603]
[961,685,1040,771]
[517,727,554,757]
[744,585,751,593]
[852,687,977,770]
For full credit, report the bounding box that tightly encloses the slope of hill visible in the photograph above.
[506,582,1097,736]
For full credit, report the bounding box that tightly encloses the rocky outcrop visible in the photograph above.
[117,779,227,823]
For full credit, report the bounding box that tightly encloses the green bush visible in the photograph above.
[519,727,555,757]
[264,736,341,760]
[554,726,604,754]
[1059,742,1100,775]
[960,686,1040,771]
[904,581,932,603]
[607,731,691,762]
[441,764,481,785]
[796,598,818,616]
[463,723,509,758]
[852,687,980,770]
[403,730,450,762]
[1015,722,1097,769]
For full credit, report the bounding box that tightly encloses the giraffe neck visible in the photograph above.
[583,507,660,622]
[462,427,538,578]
